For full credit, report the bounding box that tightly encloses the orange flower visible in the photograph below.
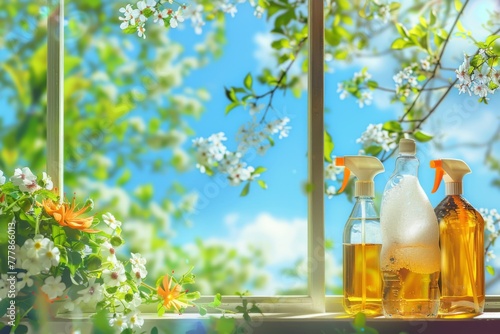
[41,197,98,233]
[157,274,190,313]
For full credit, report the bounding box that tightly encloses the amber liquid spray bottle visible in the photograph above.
[430,159,485,318]
[336,156,385,316]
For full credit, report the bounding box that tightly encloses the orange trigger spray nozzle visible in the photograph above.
[335,157,351,193]
[430,160,444,193]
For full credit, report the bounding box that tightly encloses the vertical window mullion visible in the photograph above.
[46,0,65,198]
[307,0,325,313]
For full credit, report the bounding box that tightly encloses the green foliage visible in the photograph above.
[324,130,335,163]
[351,312,378,334]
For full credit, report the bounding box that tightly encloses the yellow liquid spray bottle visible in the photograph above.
[430,159,485,318]
[336,156,385,316]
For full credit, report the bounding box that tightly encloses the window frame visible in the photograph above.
[46,0,500,315]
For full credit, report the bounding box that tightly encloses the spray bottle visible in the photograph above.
[336,156,385,316]
[430,158,485,317]
[380,138,440,318]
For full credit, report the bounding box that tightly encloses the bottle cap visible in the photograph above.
[430,159,471,195]
[399,138,416,155]
[335,156,384,197]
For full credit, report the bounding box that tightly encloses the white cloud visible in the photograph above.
[210,212,307,265]
[429,108,498,165]
[253,32,275,71]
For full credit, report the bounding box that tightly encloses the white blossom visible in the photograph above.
[110,314,128,331]
[102,262,127,287]
[0,170,5,185]
[10,167,40,193]
[356,123,398,152]
[77,278,104,304]
[102,212,122,230]
[326,186,336,199]
[41,276,66,300]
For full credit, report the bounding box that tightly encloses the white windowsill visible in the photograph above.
[12,295,500,333]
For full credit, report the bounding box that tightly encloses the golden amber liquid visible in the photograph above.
[382,268,440,318]
[343,243,383,316]
[437,197,485,318]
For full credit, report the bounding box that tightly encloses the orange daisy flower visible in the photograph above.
[157,274,190,313]
[41,197,98,233]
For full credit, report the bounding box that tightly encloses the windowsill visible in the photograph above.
[37,311,500,334]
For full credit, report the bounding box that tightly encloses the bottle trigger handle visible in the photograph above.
[335,157,351,193]
[430,160,444,193]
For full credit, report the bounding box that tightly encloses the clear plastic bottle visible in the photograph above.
[336,156,384,316]
[430,159,485,318]
[380,138,440,318]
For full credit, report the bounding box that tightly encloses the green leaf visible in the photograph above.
[395,23,410,39]
[150,327,159,334]
[429,10,437,25]
[106,286,118,294]
[363,145,383,156]
[257,180,268,189]
[302,182,314,194]
[324,130,334,163]
[198,305,207,316]
[414,130,434,142]
[253,166,267,175]
[240,182,250,197]
[366,80,378,89]
[117,169,131,186]
[419,16,428,28]
[382,120,402,133]
[224,87,237,102]
[243,73,253,90]
[391,38,410,50]
[454,0,463,12]
[225,102,240,114]
[211,293,222,307]
[469,54,483,68]
[485,34,500,46]
[389,2,401,11]
[486,265,495,276]
[353,312,366,328]
[334,49,349,60]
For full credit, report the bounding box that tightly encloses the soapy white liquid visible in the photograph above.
[380,175,440,274]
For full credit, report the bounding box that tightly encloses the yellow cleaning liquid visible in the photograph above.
[436,195,485,318]
[343,243,382,315]
[382,267,440,318]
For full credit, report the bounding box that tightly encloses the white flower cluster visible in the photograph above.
[7,167,53,192]
[236,117,291,155]
[119,0,185,39]
[356,123,398,152]
[325,160,343,182]
[374,4,391,23]
[193,132,259,186]
[119,0,265,38]
[337,69,374,108]
[481,208,500,262]
[455,52,499,100]
[393,65,420,98]
[17,235,60,277]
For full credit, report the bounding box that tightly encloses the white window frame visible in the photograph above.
[46,0,500,316]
